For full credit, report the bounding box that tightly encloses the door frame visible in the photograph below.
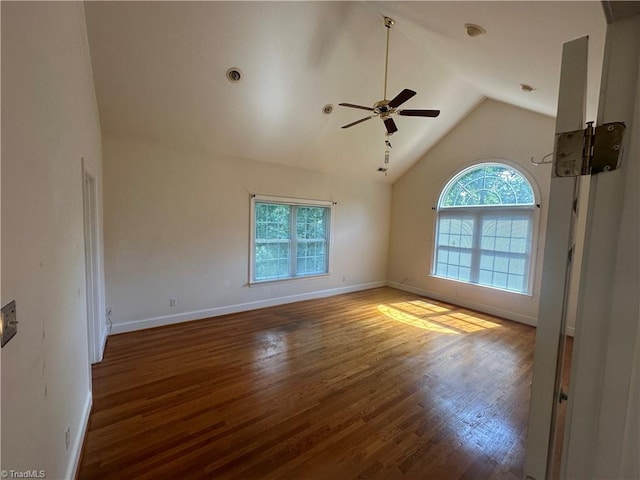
[525,9,640,478]
[82,158,104,364]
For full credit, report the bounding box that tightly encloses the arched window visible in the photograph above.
[433,163,536,294]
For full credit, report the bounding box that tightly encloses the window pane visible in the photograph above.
[494,255,509,273]
[255,203,290,240]
[510,238,526,254]
[481,236,496,250]
[296,206,328,277]
[255,241,290,280]
[479,269,493,284]
[495,237,510,253]
[297,207,326,239]
[493,272,508,289]
[507,275,524,291]
[509,258,525,275]
[480,255,494,270]
[434,212,474,283]
[474,211,532,292]
[297,240,326,276]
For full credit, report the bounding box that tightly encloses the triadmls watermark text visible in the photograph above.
[1,470,46,479]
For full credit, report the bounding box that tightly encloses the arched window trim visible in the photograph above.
[431,161,540,295]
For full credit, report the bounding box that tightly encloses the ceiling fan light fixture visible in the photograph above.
[464,23,486,37]
[322,104,334,115]
[226,67,243,83]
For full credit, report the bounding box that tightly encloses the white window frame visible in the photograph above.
[250,194,334,285]
[431,162,540,295]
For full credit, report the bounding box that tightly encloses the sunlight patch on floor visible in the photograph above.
[449,312,501,329]
[406,300,451,313]
[390,301,450,316]
[380,301,502,333]
[430,314,487,333]
[377,305,459,334]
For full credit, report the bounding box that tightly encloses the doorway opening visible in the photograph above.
[82,159,103,364]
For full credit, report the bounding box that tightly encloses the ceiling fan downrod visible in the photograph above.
[383,17,395,101]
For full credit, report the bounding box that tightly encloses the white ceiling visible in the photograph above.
[84,1,606,183]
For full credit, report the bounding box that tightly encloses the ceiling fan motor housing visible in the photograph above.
[373,100,391,115]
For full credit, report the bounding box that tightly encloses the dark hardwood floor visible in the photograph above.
[78,287,535,479]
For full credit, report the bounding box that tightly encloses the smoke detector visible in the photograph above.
[464,23,486,37]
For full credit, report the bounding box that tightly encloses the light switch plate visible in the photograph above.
[1,300,18,347]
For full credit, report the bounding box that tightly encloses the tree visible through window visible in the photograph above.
[433,163,536,293]
[252,197,331,282]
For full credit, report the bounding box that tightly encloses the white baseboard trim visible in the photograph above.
[566,326,575,337]
[66,390,92,480]
[110,281,387,335]
[387,281,538,328]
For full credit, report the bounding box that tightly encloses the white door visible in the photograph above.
[523,36,588,480]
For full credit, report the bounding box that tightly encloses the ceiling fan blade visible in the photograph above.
[384,118,398,135]
[338,103,375,111]
[398,109,441,117]
[342,116,374,129]
[388,89,417,109]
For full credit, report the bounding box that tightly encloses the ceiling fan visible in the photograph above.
[340,16,440,136]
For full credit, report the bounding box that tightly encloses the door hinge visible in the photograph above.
[554,121,626,177]
[559,388,569,404]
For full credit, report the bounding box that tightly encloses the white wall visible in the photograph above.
[103,135,391,333]
[388,99,555,325]
[1,3,104,478]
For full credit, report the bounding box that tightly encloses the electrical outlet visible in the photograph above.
[169,298,177,307]
[106,306,113,317]
[65,426,70,450]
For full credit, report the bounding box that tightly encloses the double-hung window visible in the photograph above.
[250,195,332,283]
[433,163,537,294]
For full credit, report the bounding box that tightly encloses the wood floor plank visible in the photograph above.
[78,287,536,479]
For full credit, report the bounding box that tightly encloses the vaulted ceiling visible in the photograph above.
[84,1,606,183]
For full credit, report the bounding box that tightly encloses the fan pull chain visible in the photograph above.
[383,136,392,176]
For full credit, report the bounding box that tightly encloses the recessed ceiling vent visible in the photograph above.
[322,104,334,115]
[226,67,242,83]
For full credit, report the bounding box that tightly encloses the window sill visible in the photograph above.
[249,273,331,287]
[428,274,534,298]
